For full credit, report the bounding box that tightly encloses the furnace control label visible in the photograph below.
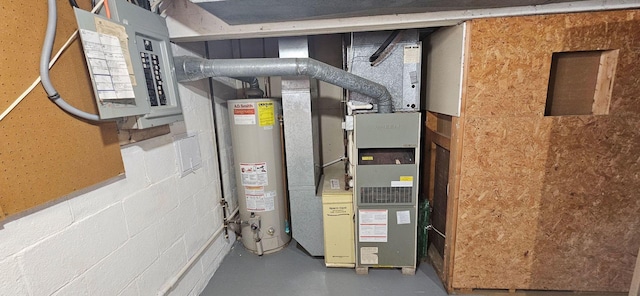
[233,102,256,125]
[359,209,388,243]
[240,162,268,186]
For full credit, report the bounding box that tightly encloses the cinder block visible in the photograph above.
[175,169,208,202]
[83,226,158,296]
[218,148,230,175]
[156,197,197,253]
[51,276,89,296]
[168,257,202,296]
[139,135,179,183]
[64,146,153,221]
[118,281,139,296]
[122,178,180,237]
[136,239,187,296]
[192,184,219,219]
[0,257,29,295]
[184,208,219,259]
[204,156,219,182]
[199,235,229,274]
[0,201,73,260]
[121,145,151,188]
[20,204,128,295]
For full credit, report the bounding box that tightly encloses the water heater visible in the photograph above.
[228,98,290,255]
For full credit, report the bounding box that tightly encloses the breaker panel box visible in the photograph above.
[74,0,183,127]
[353,112,421,275]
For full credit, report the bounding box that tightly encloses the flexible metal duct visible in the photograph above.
[174,56,393,113]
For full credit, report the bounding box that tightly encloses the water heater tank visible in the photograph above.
[228,98,290,254]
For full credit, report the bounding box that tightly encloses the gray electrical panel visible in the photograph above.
[74,0,182,127]
[353,112,421,274]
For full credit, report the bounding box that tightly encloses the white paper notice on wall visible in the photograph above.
[360,247,379,265]
[175,132,202,177]
[240,162,268,186]
[396,210,411,225]
[233,102,256,125]
[359,209,388,243]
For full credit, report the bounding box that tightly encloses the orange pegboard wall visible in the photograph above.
[0,0,124,219]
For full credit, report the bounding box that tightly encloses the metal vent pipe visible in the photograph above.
[174,56,393,113]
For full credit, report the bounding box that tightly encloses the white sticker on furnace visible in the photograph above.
[359,209,388,243]
[245,190,276,212]
[360,247,379,265]
[240,162,268,186]
[330,179,340,190]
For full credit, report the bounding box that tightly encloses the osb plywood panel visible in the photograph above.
[453,117,552,288]
[464,10,640,118]
[0,0,123,219]
[452,10,640,291]
[533,116,640,291]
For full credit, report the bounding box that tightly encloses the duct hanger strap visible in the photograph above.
[173,56,393,113]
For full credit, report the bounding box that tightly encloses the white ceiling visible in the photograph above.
[190,0,592,25]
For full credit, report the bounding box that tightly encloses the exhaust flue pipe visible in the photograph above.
[174,56,393,113]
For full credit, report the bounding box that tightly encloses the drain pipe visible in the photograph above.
[174,56,393,113]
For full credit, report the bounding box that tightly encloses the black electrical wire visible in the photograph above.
[68,0,79,8]
[369,30,400,66]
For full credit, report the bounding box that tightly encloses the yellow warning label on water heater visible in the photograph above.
[258,101,275,126]
[400,176,413,181]
[361,156,373,161]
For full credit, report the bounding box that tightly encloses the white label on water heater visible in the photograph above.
[245,190,275,212]
[240,162,268,186]
[233,102,256,125]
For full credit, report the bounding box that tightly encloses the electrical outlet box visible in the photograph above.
[74,0,183,127]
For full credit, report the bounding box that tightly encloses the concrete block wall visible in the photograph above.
[0,43,235,296]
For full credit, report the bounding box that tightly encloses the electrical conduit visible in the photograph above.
[41,0,102,121]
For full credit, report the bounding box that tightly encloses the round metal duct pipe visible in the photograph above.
[174,55,393,113]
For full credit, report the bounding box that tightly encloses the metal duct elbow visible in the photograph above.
[173,55,393,113]
[296,58,393,113]
[233,77,264,98]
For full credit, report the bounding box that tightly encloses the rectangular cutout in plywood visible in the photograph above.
[545,50,618,116]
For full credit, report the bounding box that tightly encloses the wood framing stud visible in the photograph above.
[631,247,640,296]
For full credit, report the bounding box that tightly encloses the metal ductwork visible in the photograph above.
[232,76,264,98]
[174,56,393,113]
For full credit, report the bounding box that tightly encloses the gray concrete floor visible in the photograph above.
[201,240,449,296]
